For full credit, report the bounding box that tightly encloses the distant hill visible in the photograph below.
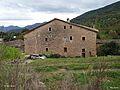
[0,26,21,32]
[71,1,120,39]
[0,22,45,32]
[24,23,43,30]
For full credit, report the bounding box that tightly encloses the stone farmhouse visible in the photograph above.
[24,18,98,57]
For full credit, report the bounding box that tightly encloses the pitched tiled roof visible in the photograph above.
[23,18,99,35]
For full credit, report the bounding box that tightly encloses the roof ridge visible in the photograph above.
[53,18,99,32]
[23,18,99,35]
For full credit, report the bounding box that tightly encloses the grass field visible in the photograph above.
[0,56,120,90]
[28,56,120,90]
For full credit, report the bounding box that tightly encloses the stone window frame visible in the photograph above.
[64,47,67,52]
[45,38,48,41]
[70,36,73,40]
[81,48,86,57]
[81,36,86,41]
[70,25,72,29]
[82,48,85,52]
[48,27,52,31]
[46,48,48,52]
[64,26,66,29]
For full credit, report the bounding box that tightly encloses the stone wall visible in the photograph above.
[24,19,97,57]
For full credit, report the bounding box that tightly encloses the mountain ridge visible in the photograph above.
[71,1,120,39]
[0,23,43,32]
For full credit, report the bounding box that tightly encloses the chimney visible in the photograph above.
[67,18,70,22]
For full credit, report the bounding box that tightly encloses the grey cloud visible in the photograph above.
[0,0,119,13]
[30,5,80,13]
[0,0,119,21]
[19,0,120,13]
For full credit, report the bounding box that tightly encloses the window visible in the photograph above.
[64,26,66,29]
[82,49,85,52]
[70,26,72,29]
[48,27,52,31]
[64,47,67,52]
[46,48,48,52]
[82,37,85,41]
[45,38,48,41]
[70,36,72,40]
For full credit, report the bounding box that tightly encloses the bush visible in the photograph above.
[73,73,88,84]
[106,71,120,78]
[0,45,22,61]
[97,41,120,56]
[42,73,64,85]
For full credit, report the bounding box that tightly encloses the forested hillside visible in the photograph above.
[71,1,120,39]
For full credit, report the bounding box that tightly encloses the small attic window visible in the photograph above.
[45,38,48,41]
[64,26,66,29]
[70,26,72,29]
[48,27,52,31]
[82,37,86,41]
[70,36,73,40]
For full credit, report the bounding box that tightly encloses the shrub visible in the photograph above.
[73,73,88,85]
[0,45,22,61]
[105,71,120,78]
[97,41,120,56]
[42,73,64,85]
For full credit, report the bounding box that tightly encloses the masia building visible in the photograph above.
[23,18,98,57]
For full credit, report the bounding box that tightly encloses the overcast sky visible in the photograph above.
[0,0,119,27]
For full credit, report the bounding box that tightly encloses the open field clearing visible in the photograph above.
[0,56,120,90]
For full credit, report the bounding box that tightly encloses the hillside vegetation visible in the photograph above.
[71,1,120,39]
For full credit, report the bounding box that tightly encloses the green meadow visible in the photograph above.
[0,56,120,90]
[28,56,120,90]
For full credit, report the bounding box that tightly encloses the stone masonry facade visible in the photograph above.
[24,18,98,57]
